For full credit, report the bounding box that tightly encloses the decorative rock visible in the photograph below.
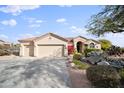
[70,63,75,67]
[87,51,103,57]
[97,61,110,66]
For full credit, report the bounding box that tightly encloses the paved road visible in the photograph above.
[0,57,70,88]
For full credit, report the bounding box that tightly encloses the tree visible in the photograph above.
[99,39,112,51]
[86,5,124,36]
[106,45,122,56]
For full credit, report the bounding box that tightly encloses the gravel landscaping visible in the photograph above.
[0,56,70,88]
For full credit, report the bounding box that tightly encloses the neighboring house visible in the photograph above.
[0,40,11,47]
[0,40,4,45]
[18,32,101,57]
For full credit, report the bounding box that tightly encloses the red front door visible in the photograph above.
[68,45,74,55]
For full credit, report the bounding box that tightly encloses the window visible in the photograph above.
[90,43,95,48]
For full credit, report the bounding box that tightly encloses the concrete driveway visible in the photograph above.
[0,56,70,88]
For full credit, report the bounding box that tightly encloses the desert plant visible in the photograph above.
[73,53,82,60]
[120,48,124,53]
[73,59,90,69]
[106,45,122,56]
[84,48,101,57]
[0,49,11,56]
[119,69,124,85]
[99,39,112,51]
[86,65,120,88]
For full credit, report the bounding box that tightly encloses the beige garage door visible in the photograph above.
[37,45,64,57]
[24,45,34,56]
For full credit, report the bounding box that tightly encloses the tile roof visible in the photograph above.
[18,37,39,42]
[18,32,68,42]
[18,32,100,44]
[88,39,100,44]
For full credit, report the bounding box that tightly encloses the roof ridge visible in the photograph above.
[18,32,68,42]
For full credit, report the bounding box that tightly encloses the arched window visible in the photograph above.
[90,43,95,48]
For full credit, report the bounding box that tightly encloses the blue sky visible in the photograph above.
[0,5,124,47]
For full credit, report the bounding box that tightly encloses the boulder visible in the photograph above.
[87,51,103,57]
[70,63,75,67]
[85,55,104,64]
[97,61,110,66]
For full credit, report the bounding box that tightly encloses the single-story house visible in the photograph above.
[18,32,101,57]
[0,40,11,47]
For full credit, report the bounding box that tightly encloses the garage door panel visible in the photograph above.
[37,45,64,57]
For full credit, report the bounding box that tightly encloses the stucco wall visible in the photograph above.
[19,42,34,56]
[34,34,68,57]
[86,40,101,49]
[73,37,87,51]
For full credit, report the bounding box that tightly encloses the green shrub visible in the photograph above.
[73,59,90,69]
[84,48,101,56]
[0,49,11,56]
[119,69,124,85]
[13,51,19,56]
[120,48,124,53]
[106,45,123,56]
[99,39,112,51]
[86,65,120,88]
[73,53,82,60]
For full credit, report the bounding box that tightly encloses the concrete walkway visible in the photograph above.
[68,67,92,88]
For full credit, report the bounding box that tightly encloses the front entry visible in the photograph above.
[77,41,82,53]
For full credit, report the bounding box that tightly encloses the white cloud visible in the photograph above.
[0,34,8,40]
[28,18,44,24]
[19,33,34,39]
[70,25,87,35]
[1,19,17,26]
[26,17,45,28]
[27,17,36,23]
[36,31,41,34]
[0,5,40,16]
[58,5,72,7]
[70,26,77,29]
[35,20,44,23]
[56,18,66,23]
[29,24,41,28]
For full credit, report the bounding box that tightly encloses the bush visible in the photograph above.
[84,48,101,57]
[13,51,19,56]
[106,45,123,56]
[73,59,90,69]
[119,69,124,85]
[99,39,112,51]
[86,65,120,88]
[73,53,82,60]
[0,49,11,56]
[120,48,124,53]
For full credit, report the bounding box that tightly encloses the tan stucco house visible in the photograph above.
[0,40,11,47]
[18,32,101,57]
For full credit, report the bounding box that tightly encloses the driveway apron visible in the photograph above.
[0,57,70,88]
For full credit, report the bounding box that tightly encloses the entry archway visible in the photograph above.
[77,41,82,53]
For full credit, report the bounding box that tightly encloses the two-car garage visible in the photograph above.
[37,44,64,57]
[19,33,68,58]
